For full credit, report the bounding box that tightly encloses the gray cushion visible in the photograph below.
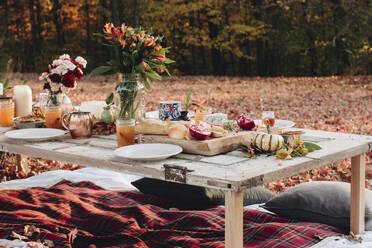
[132,178,275,210]
[263,181,372,231]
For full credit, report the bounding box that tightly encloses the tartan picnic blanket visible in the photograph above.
[0,180,343,248]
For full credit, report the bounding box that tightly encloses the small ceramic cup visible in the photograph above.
[159,101,181,121]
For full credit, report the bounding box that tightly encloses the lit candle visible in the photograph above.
[14,85,32,117]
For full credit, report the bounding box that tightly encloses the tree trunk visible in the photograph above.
[334,0,349,74]
[111,0,121,26]
[36,0,43,46]
[256,39,264,76]
[52,0,64,46]
[208,21,221,75]
[134,0,140,27]
[240,0,252,76]
[2,0,9,38]
[100,0,108,9]
[188,2,197,75]
[197,11,207,74]
[100,0,108,24]
[252,0,264,76]
[29,0,37,70]
[230,52,236,76]
[20,4,27,72]
[301,1,317,75]
[84,0,91,54]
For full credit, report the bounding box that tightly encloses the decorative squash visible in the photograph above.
[253,132,284,152]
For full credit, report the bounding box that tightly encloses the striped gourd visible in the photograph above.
[253,132,284,152]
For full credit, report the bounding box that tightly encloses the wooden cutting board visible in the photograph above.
[141,131,253,156]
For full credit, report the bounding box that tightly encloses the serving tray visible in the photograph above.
[141,131,252,156]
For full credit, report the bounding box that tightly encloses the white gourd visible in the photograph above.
[253,132,284,152]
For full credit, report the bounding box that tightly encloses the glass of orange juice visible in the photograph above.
[262,111,275,127]
[194,108,212,123]
[0,97,14,127]
[116,119,136,147]
[45,106,63,129]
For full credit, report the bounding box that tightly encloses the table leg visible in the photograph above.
[16,154,30,176]
[225,190,243,248]
[350,153,365,234]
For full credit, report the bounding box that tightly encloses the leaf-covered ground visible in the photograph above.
[1,74,371,193]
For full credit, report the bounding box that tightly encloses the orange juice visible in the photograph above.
[261,111,275,127]
[0,105,14,127]
[194,111,211,123]
[262,118,275,127]
[116,124,135,147]
[45,107,62,129]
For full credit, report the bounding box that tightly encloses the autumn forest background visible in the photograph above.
[1,0,372,76]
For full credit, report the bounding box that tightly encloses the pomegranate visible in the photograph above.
[189,124,212,140]
[237,114,255,130]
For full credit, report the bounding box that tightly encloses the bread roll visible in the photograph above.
[135,119,169,135]
[168,123,187,139]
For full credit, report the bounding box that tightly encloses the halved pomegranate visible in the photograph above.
[237,114,255,130]
[189,124,212,140]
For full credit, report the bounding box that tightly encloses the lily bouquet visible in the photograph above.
[91,23,174,90]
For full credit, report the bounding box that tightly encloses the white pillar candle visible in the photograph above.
[0,83,3,95]
[14,85,32,117]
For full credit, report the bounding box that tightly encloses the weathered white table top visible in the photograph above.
[0,127,371,192]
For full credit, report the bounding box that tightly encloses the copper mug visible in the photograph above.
[62,111,93,139]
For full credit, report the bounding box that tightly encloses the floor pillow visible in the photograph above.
[132,178,275,210]
[263,181,372,231]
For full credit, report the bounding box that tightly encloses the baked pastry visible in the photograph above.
[211,125,228,138]
[135,119,169,135]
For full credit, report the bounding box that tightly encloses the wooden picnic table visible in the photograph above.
[0,127,371,248]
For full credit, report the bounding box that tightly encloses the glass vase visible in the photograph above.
[114,73,145,147]
[45,92,64,129]
[115,73,145,122]
[47,92,63,107]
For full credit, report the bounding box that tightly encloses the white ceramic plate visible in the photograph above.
[254,119,295,129]
[145,110,195,119]
[114,143,183,161]
[5,128,67,141]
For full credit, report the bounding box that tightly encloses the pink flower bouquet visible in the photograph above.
[39,54,87,95]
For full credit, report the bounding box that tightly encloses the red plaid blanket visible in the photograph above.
[0,180,342,247]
